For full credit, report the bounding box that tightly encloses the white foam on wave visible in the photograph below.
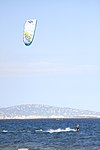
[2,130,31,133]
[18,148,29,150]
[35,129,43,132]
[35,128,76,133]
[46,128,76,133]
[2,130,8,133]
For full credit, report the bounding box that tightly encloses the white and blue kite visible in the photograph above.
[23,19,37,46]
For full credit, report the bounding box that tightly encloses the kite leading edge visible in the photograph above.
[23,19,37,46]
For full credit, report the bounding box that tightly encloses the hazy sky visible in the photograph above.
[0,0,100,112]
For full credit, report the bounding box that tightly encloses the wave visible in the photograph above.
[1,130,31,133]
[35,128,76,133]
[2,130,8,133]
[35,129,43,132]
[1,128,76,134]
[46,128,76,133]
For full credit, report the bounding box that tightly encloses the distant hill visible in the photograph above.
[0,104,100,119]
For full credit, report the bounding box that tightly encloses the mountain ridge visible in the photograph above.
[0,104,100,119]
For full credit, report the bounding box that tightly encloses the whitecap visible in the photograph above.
[46,127,76,133]
[35,129,43,132]
[2,130,8,133]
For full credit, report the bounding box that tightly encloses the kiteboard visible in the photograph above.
[23,19,37,46]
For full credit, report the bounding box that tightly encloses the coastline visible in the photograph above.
[0,117,100,120]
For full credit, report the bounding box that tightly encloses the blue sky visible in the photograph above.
[0,0,100,112]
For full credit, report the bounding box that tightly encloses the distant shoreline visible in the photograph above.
[0,117,100,120]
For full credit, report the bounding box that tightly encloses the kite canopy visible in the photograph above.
[23,19,37,46]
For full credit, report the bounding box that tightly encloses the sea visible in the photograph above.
[0,119,100,150]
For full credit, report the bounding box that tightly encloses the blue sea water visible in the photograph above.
[0,119,100,150]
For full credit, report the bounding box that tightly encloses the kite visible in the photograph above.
[23,19,37,46]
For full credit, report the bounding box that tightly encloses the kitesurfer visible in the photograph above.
[76,124,80,132]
